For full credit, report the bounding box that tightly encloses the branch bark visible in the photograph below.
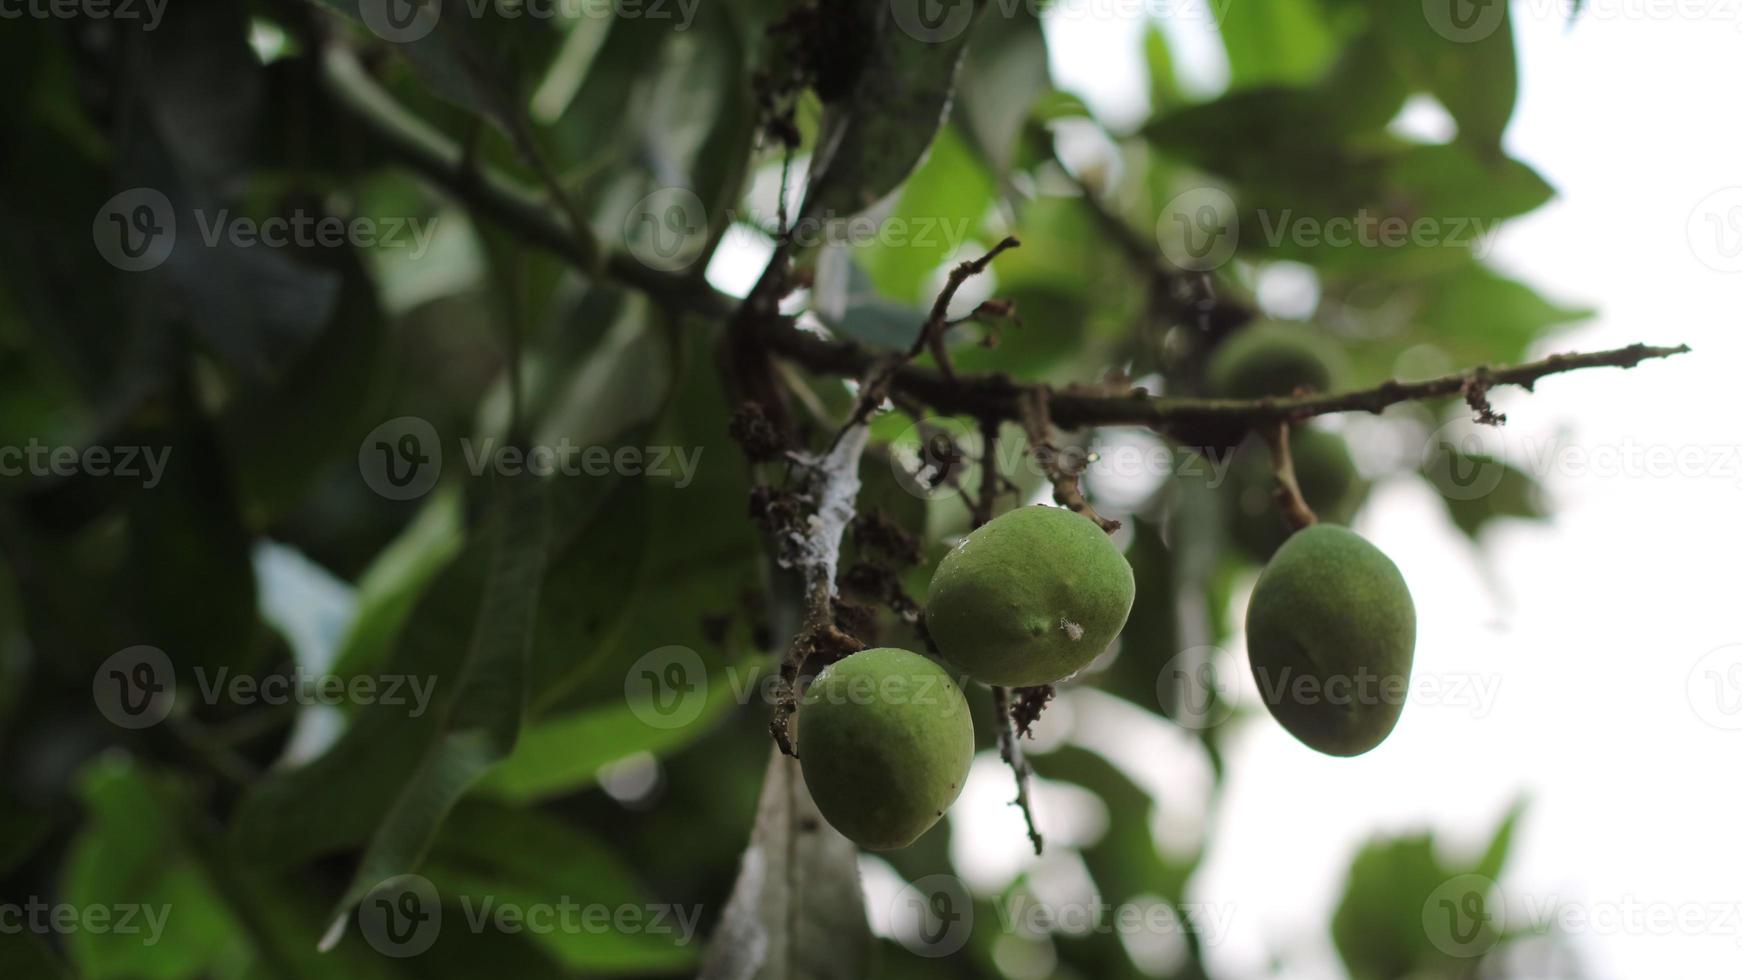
[321,42,1691,438]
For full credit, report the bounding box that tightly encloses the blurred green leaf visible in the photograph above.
[480,661,762,803]
[956,7,1051,177]
[699,749,871,980]
[801,0,985,219]
[1217,0,1342,90]
[858,128,995,303]
[423,800,701,972]
[1373,0,1518,151]
[1423,444,1548,540]
[330,486,465,680]
[63,756,244,979]
[320,473,550,938]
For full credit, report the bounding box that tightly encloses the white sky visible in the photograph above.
[932,5,1742,979]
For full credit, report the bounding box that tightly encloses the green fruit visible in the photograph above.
[1227,429,1366,561]
[925,506,1135,688]
[1244,524,1415,757]
[1207,322,1343,399]
[797,647,973,850]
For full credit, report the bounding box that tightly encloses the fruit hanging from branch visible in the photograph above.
[1244,524,1417,757]
[796,647,974,850]
[924,505,1136,689]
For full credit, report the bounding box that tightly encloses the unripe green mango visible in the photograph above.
[925,506,1135,688]
[797,647,973,850]
[1207,322,1343,399]
[1227,429,1366,562]
[1244,524,1415,757]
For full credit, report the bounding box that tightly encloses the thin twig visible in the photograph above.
[761,324,1691,433]
[908,237,1021,382]
[992,684,1044,856]
[1018,388,1119,532]
[1258,420,1316,532]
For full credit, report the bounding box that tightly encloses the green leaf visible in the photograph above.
[1474,797,1528,881]
[480,662,763,803]
[1331,833,1447,980]
[955,7,1050,177]
[0,932,69,979]
[125,381,262,677]
[858,128,994,303]
[1144,24,1181,113]
[320,473,551,944]
[801,0,986,220]
[1217,0,1341,90]
[698,749,871,980]
[1373,0,1517,151]
[62,756,244,980]
[814,246,929,351]
[423,800,701,972]
[330,485,466,679]
[1423,446,1548,540]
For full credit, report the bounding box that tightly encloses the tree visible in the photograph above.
[0,0,1685,978]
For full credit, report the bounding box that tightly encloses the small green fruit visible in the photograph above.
[1207,322,1342,399]
[1244,524,1415,757]
[1227,429,1366,561]
[797,647,973,850]
[925,506,1135,688]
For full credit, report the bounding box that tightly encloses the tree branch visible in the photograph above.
[320,43,1691,438]
[1259,421,1316,533]
[318,44,735,319]
[756,321,1689,433]
[1018,388,1119,532]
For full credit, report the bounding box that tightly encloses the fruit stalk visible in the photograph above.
[1260,420,1319,533]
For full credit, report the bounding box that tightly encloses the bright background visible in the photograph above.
[1033,6,1742,977]
[825,5,1742,978]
